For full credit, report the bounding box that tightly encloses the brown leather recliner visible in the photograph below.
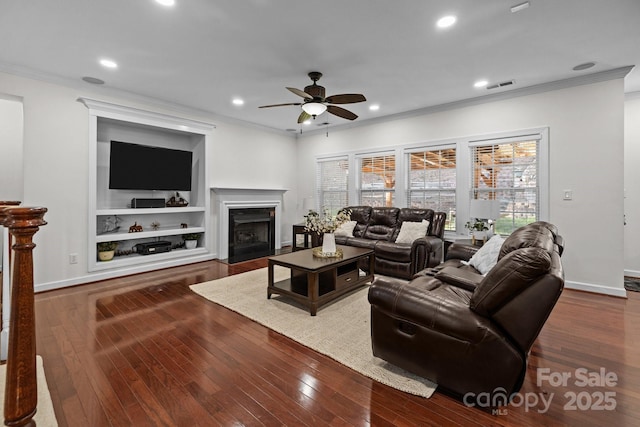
[335,206,446,279]
[368,221,564,403]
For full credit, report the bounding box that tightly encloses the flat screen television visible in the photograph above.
[108,141,193,191]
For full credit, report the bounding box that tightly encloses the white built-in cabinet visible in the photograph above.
[80,98,214,273]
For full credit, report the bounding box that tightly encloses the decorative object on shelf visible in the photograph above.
[305,208,351,256]
[100,215,121,234]
[312,247,343,259]
[166,192,189,207]
[465,219,488,245]
[97,241,118,261]
[182,232,202,249]
[180,223,188,229]
[128,222,143,233]
[150,221,160,230]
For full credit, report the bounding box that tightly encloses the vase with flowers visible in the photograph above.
[304,208,351,256]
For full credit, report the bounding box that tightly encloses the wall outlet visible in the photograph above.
[69,253,78,264]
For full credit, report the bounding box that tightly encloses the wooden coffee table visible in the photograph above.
[267,245,374,315]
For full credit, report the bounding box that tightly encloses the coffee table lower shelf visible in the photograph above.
[267,246,374,316]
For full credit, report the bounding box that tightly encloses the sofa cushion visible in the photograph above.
[343,206,372,237]
[363,207,400,241]
[470,247,552,317]
[375,240,412,262]
[340,237,378,250]
[467,235,505,275]
[334,220,357,237]
[395,220,430,244]
[499,224,554,260]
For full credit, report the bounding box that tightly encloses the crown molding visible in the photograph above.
[0,62,294,137]
[299,66,635,138]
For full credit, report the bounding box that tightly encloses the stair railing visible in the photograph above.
[0,205,47,427]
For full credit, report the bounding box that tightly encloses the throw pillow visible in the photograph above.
[334,220,357,237]
[395,220,430,244]
[468,235,505,275]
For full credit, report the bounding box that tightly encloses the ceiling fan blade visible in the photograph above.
[297,111,312,123]
[258,102,302,108]
[327,105,358,121]
[325,93,366,104]
[287,87,314,99]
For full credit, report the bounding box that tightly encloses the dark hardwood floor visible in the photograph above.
[32,256,640,426]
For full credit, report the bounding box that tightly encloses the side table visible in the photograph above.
[444,236,484,259]
[292,223,320,251]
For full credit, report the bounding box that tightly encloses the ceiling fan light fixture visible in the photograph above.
[302,102,327,117]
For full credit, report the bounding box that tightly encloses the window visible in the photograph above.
[407,147,457,231]
[358,153,395,207]
[470,139,539,234]
[317,157,348,215]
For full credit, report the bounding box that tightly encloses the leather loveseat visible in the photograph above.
[368,221,564,403]
[335,206,446,280]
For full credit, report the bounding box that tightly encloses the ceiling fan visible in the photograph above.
[259,71,366,123]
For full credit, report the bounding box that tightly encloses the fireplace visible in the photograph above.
[228,208,275,263]
[212,187,286,262]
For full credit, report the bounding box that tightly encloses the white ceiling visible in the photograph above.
[1,0,639,133]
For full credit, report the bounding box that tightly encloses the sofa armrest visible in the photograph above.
[368,277,495,344]
[435,266,483,291]
[445,242,479,262]
[416,235,444,268]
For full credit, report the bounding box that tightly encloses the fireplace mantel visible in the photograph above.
[211,187,287,260]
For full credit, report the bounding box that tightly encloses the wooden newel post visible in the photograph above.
[2,207,47,427]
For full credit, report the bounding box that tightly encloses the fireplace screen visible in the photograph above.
[228,207,275,263]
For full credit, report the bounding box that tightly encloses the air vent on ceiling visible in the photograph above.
[487,80,515,90]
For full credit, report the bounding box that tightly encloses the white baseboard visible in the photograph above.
[35,253,216,293]
[564,280,627,298]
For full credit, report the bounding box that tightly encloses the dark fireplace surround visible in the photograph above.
[228,207,276,263]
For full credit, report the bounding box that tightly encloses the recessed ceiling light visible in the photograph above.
[303,120,312,125]
[99,58,118,69]
[436,15,457,28]
[474,80,488,88]
[573,62,596,71]
[82,76,105,85]
[155,0,175,6]
[232,98,244,106]
[369,104,380,111]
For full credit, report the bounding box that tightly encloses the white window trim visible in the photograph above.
[312,127,549,236]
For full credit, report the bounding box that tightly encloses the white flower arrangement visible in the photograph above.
[304,208,351,234]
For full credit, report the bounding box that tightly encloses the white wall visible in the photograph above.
[0,68,629,296]
[297,79,626,296]
[0,71,297,290]
[0,98,23,201]
[624,93,640,277]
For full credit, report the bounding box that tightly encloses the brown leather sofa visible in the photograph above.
[335,206,446,279]
[368,221,564,403]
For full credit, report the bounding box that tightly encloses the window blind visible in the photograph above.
[470,139,538,234]
[407,147,456,230]
[358,153,395,207]
[316,157,349,215]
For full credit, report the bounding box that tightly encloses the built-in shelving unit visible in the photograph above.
[80,98,215,273]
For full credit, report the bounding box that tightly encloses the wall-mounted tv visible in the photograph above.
[108,141,193,191]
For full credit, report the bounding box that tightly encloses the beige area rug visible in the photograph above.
[190,267,437,398]
[0,355,58,426]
